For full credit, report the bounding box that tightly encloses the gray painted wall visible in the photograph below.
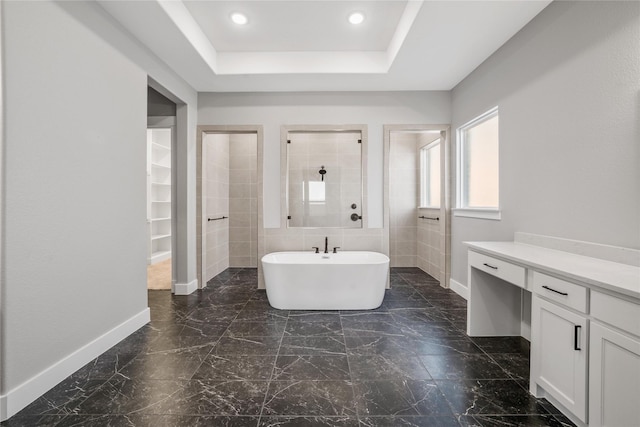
[148,86,177,117]
[0,0,199,413]
[450,1,640,286]
[198,91,451,229]
[2,1,147,390]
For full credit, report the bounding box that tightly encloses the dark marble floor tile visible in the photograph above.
[384,287,428,301]
[399,321,467,339]
[437,379,551,416]
[410,337,483,356]
[16,378,106,416]
[279,336,347,356]
[0,414,65,427]
[69,351,137,381]
[457,413,574,426]
[489,353,531,381]
[192,355,276,380]
[284,320,343,337]
[185,307,243,323]
[471,337,530,356]
[236,308,289,322]
[272,355,350,380]
[204,287,255,305]
[339,311,392,321]
[179,320,230,337]
[249,291,270,302]
[437,308,468,322]
[345,336,416,356]
[340,306,390,316]
[420,354,510,380]
[358,415,460,427]
[450,320,469,333]
[225,320,287,337]
[55,415,260,427]
[354,380,452,417]
[390,275,410,287]
[341,319,404,337]
[144,333,217,353]
[148,379,268,415]
[258,416,359,426]
[119,340,213,381]
[72,378,186,415]
[214,336,282,355]
[426,298,468,310]
[288,311,341,322]
[383,299,432,310]
[348,355,431,380]
[244,300,281,311]
[390,308,450,324]
[262,381,357,417]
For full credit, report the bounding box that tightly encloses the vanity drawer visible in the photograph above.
[469,250,526,288]
[533,272,587,313]
[591,290,640,337]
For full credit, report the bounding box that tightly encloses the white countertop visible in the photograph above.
[466,241,640,300]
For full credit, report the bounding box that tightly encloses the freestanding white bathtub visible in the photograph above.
[261,251,390,310]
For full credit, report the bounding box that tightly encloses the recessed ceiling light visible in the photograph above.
[348,12,365,25]
[231,12,248,25]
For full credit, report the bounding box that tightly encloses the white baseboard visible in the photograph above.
[174,279,198,295]
[0,308,150,422]
[449,278,468,300]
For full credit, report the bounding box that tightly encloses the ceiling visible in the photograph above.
[97,0,551,92]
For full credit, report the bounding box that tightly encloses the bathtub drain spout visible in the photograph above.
[324,237,328,254]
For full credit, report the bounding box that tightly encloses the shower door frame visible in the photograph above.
[196,125,264,289]
[383,124,452,288]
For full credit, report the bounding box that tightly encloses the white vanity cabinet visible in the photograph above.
[466,240,640,427]
[531,294,588,423]
[588,291,640,427]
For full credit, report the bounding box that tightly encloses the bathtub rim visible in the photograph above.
[261,251,390,266]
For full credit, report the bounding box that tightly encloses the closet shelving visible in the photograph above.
[147,129,172,264]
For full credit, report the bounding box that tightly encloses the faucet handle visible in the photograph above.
[312,246,320,253]
[333,247,340,254]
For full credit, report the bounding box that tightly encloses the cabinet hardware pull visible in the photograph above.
[542,285,568,296]
[574,325,581,350]
[483,263,498,270]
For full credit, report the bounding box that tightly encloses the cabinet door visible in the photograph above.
[589,322,640,427]
[531,296,587,422]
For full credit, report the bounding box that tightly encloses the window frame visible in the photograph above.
[454,106,501,220]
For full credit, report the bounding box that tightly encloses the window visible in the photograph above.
[420,139,441,208]
[456,107,500,219]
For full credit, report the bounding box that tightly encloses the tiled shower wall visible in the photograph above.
[416,132,445,283]
[417,208,443,282]
[229,134,258,267]
[204,133,230,282]
[389,133,419,267]
[287,132,362,228]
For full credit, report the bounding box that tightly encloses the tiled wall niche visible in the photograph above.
[196,126,264,289]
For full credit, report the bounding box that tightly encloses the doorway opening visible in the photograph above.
[384,125,451,287]
[147,86,176,291]
[196,126,264,289]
